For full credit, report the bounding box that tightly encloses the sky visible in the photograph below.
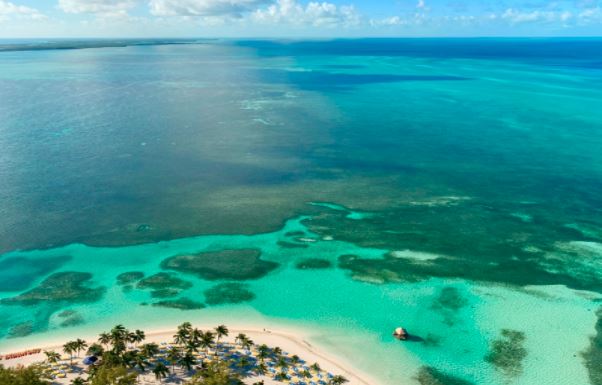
[0,0,601,38]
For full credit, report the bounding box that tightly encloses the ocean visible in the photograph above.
[0,38,601,385]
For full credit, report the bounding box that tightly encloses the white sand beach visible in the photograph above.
[1,324,384,385]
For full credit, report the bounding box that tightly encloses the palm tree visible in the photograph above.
[174,328,189,346]
[257,345,270,363]
[290,355,301,365]
[200,331,215,354]
[127,331,137,346]
[153,362,169,383]
[190,328,203,344]
[179,321,193,331]
[44,350,60,364]
[185,339,200,355]
[63,342,77,365]
[110,324,128,353]
[238,356,251,371]
[101,350,123,367]
[166,346,181,374]
[177,322,192,338]
[241,337,253,351]
[178,352,196,372]
[276,356,288,372]
[141,343,159,359]
[310,362,322,373]
[253,362,268,376]
[235,333,247,346]
[111,324,127,334]
[329,375,349,385]
[215,325,228,344]
[272,346,283,357]
[98,332,111,349]
[132,329,145,346]
[71,377,86,385]
[122,350,138,368]
[130,352,148,372]
[275,371,289,382]
[302,369,312,379]
[87,343,104,357]
[74,339,88,357]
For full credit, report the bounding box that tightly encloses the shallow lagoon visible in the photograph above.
[0,214,599,385]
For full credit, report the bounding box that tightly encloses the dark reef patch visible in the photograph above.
[0,255,70,291]
[307,200,602,293]
[57,309,84,327]
[582,308,602,385]
[60,314,85,327]
[57,310,77,318]
[337,249,602,292]
[0,272,105,306]
[161,249,278,280]
[152,298,205,310]
[277,241,309,249]
[415,366,474,385]
[422,334,442,348]
[295,258,332,270]
[203,282,255,305]
[150,288,182,298]
[485,329,527,378]
[431,287,468,326]
[432,287,467,311]
[116,271,145,285]
[136,273,192,290]
[284,231,306,237]
[8,322,35,338]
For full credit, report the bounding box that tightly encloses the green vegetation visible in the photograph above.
[295,258,332,270]
[116,272,145,285]
[415,366,474,385]
[203,283,255,305]
[89,365,137,385]
[485,329,528,378]
[161,249,278,280]
[0,272,105,306]
[186,361,243,385]
[62,339,88,366]
[152,298,206,310]
[0,364,50,385]
[9,322,348,385]
[582,308,602,385]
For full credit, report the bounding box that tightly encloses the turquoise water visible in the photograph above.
[0,214,597,385]
[1,39,602,384]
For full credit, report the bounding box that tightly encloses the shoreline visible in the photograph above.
[1,324,386,385]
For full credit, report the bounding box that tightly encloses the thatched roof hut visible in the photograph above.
[393,327,408,340]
